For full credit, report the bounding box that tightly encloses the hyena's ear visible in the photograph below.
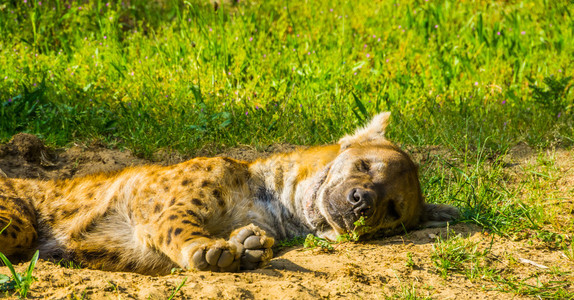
[419,203,460,228]
[338,112,391,149]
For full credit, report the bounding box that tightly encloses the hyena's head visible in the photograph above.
[305,112,458,240]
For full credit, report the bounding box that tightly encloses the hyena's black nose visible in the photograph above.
[347,188,375,217]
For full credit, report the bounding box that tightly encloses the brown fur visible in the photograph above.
[0,112,458,274]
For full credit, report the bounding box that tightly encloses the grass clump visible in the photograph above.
[304,234,335,252]
[0,224,39,298]
[384,283,432,300]
[337,216,371,242]
[430,231,493,280]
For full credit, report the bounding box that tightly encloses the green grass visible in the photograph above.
[304,233,335,252]
[0,0,572,156]
[168,277,187,300]
[429,232,574,298]
[0,224,39,298]
[430,230,493,280]
[384,283,432,300]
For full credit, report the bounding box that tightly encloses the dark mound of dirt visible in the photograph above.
[3,133,47,163]
[0,135,148,180]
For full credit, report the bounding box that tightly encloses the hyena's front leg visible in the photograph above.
[228,224,274,270]
[154,207,274,272]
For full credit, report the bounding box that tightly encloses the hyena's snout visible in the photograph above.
[346,188,376,218]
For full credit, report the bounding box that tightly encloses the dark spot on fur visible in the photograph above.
[174,228,183,236]
[158,234,164,244]
[168,215,178,220]
[9,215,23,224]
[11,224,21,232]
[166,228,173,245]
[182,219,200,226]
[199,191,205,198]
[0,205,6,210]
[206,165,212,172]
[184,235,206,241]
[12,198,36,219]
[62,208,79,218]
[125,260,138,271]
[212,189,224,207]
[154,204,162,213]
[186,210,199,218]
[255,187,275,203]
[181,179,191,186]
[192,198,203,206]
[201,180,211,188]
[169,198,176,206]
[87,192,94,199]
[190,231,206,237]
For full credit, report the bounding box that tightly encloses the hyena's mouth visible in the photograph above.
[339,187,377,220]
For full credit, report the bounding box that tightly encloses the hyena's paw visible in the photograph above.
[229,224,275,270]
[190,240,241,272]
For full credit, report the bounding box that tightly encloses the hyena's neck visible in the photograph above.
[247,144,341,240]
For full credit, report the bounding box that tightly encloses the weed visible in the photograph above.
[528,75,573,116]
[275,236,306,250]
[0,250,40,298]
[303,234,334,252]
[494,275,574,299]
[430,231,491,279]
[337,216,371,242]
[1,222,39,298]
[405,252,416,269]
[385,283,431,300]
[167,277,187,300]
[302,217,372,252]
[57,259,83,270]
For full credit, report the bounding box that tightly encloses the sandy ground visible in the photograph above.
[1,134,572,299]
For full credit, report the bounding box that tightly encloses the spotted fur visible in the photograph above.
[0,112,458,274]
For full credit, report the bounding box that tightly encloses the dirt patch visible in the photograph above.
[1,136,573,299]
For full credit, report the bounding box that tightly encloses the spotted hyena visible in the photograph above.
[0,112,458,274]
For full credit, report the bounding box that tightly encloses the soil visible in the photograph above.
[1,134,573,299]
